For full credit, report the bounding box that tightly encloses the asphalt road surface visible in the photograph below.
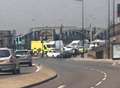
[31,57,120,88]
[0,64,36,79]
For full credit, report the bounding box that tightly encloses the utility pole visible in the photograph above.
[90,24,92,42]
[60,24,63,40]
[113,0,115,36]
[75,0,85,58]
[107,0,111,59]
[82,0,85,58]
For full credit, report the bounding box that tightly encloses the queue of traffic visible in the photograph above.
[31,40,89,58]
[0,39,105,74]
[0,48,32,74]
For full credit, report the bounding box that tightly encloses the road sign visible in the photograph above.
[112,43,120,60]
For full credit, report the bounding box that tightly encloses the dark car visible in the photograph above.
[72,48,80,57]
[57,51,72,58]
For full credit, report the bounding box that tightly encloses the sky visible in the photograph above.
[0,0,119,34]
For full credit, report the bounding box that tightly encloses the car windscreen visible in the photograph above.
[0,50,10,57]
[47,44,55,48]
[15,51,28,55]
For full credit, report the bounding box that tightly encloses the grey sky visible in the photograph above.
[0,0,119,34]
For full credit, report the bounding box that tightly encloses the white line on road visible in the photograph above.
[32,64,42,72]
[57,85,66,88]
[88,68,107,88]
[90,87,94,88]
[95,81,102,86]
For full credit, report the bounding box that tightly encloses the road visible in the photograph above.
[31,57,120,88]
[0,64,36,79]
[0,56,120,88]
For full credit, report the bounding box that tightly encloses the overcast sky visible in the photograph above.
[0,0,119,33]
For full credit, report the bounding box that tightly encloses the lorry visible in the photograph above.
[31,40,50,56]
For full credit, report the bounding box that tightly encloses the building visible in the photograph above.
[0,30,16,48]
[22,25,91,49]
[30,26,90,44]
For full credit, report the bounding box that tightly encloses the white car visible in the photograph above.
[47,50,60,58]
[0,48,20,74]
[63,46,75,54]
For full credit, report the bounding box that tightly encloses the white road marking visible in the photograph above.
[66,59,108,88]
[95,81,102,86]
[112,61,117,66]
[87,68,107,88]
[102,77,106,81]
[57,85,66,88]
[36,65,42,72]
[90,87,94,88]
[32,64,42,72]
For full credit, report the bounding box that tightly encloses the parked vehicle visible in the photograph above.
[0,48,20,74]
[63,46,80,57]
[47,50,60,58]
[15,50,32,66]
[63,46,74,53]
[31,41,50,56]
[57,51,72,58]
[68,40,82,49]
[45,40,64,51]
[88,39,105,50]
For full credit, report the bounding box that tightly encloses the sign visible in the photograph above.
[112,43,120,60]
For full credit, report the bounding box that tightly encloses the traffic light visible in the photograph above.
[15,35,25,45]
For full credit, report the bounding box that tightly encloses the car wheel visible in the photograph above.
[12,68,20,74]
[29,62,32,67]
[16,69,20,74]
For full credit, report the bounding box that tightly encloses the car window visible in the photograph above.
[0,50,10,57]
[15,51,28,55]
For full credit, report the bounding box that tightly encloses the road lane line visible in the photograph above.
[57,85,66,88]
[86,68,107,88]
[90,87,94,88]
[102,77,106,81]
[32,64,42,72]
[36,65,42,72]
[112,62,116,66]
[95,81,102,86]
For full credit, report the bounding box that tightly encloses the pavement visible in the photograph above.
[69,55,120,65]
[0,65,57,88]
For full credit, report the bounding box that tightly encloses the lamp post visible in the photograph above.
[76,0,85,57]
[107,0,111,59]
[113,0,115,36]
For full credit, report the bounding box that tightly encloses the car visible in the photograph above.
[47,50,60,58]
[63,46,74,54]
[15,50,32,66]
[57,51,72,58]
[63,46,80,57]
[0,48,20,74]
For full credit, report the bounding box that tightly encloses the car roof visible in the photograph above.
[15,50,29,52]
[0,48,11,51]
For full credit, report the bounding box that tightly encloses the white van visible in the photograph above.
[46,40,64,51]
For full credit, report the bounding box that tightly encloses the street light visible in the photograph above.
[112,0,115,36]
[75,0,85,58]
[107,0,115,59]
[107,0,111,59]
